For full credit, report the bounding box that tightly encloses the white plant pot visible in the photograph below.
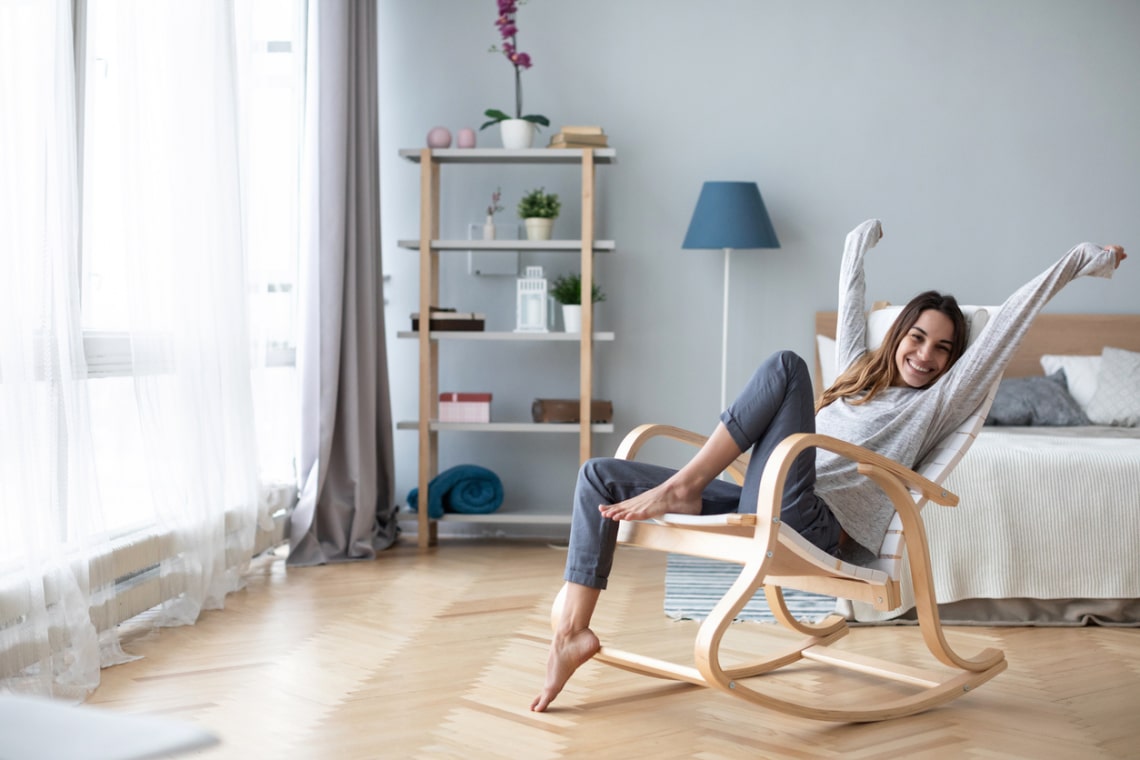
[561,304,582,333]
[524,217,554,241]
[499,119,535,149]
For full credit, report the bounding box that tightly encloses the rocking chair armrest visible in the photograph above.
[614,424,710,460]
[614,424,750,483]
[615,428,954,506]
[776,433,958,507]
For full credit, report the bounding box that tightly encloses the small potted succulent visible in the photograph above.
[517,187,561,241]
[549,272,605,333]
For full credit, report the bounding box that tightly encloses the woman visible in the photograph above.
[531,219,1126,712]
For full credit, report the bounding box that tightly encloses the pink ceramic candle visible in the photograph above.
[426,126,452,148]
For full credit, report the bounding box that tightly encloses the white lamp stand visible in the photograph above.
[719,247,733,413]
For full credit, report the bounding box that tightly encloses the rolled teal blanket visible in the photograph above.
[407,464,504,520]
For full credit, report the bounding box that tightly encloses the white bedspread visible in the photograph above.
[849,426,1140,622]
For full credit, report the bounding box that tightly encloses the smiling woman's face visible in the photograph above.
[893,309,956,388]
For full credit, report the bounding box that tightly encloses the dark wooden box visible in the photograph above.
[531,399,613,424]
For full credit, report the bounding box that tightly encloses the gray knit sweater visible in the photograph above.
[814,219,1118,553]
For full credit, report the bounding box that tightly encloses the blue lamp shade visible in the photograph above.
[682,181,780,250]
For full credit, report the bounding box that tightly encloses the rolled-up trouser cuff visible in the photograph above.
[720,411,751,452]
[564,568,608,590]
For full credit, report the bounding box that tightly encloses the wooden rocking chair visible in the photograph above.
[580,307,1007,722]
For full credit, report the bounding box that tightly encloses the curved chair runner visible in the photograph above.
[553,306,1006,722]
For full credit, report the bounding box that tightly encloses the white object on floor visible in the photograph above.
[0,694,218,760]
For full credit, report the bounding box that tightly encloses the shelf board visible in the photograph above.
[396,330,614,341]
[397,421,614,433]
[399,512,570,525]
[397,239,615,252]
[399,148,615,165]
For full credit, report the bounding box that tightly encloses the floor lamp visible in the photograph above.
[682,181,781,412]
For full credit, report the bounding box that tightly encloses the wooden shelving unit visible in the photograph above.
[399,147,615,546]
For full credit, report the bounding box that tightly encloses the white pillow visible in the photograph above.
[1085,347,1140,426]
[1039,354,1101,413]
[866,305,993,350]
[816,334,837,388]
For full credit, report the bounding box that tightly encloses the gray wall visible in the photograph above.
[378,0,1140,531]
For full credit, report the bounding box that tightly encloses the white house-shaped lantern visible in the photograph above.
[515,265,548,333]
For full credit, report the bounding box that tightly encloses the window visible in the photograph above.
[80,0,305,534]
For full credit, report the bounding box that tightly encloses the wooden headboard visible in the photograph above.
[814,311,1140,393]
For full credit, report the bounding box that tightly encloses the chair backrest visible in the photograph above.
[862,304,999,581]
[816,303,993,392]
[869,381,998,580]
[868,303,992,349]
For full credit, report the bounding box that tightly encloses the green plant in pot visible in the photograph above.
[549,273,605,305]
[550,273,604,333]
[518,187,561,241]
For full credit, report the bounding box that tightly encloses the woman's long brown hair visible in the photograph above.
[816,291,968,412]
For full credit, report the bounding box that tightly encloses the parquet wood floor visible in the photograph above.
[87,540,1140,759]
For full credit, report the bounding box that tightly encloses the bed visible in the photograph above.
[814,311,1140,626]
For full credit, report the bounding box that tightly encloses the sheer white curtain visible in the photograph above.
[87,0,259,623]
[1,0,266,698]
[0,0,104,699]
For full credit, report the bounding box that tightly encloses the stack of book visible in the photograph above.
[548,126,608,149]
[410,307,485,331]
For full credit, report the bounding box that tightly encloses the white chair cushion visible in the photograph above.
[779,524,890,584]
[867,304,994,351]
[818,305,994,393]
[816,334,838,388]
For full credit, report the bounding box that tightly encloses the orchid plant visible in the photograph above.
[480,0,550,132]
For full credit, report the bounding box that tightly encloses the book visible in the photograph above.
[410,311,485,331]
[559,125,605,136]
[549,142,610,150]
[549,138,609,149]
[549,132,608,146]
[411,319,485,331]
[549,143,610,150]
[411,311,484,320]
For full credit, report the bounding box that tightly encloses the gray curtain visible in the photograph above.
[289,0,397,566]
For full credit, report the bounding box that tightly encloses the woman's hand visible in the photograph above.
[863,219,884,248]
[1105,244,1127,269]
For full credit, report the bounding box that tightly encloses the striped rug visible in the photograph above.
[664,553,837,623]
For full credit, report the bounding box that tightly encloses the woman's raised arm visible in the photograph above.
[834,219,884,375]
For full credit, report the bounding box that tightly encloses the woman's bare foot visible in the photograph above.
[598,479,702,521]
[530,627,601,712]
[600,422,743,521]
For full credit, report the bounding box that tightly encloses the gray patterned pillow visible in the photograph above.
[1086,347,1140,427]
[984,370,1091,427]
